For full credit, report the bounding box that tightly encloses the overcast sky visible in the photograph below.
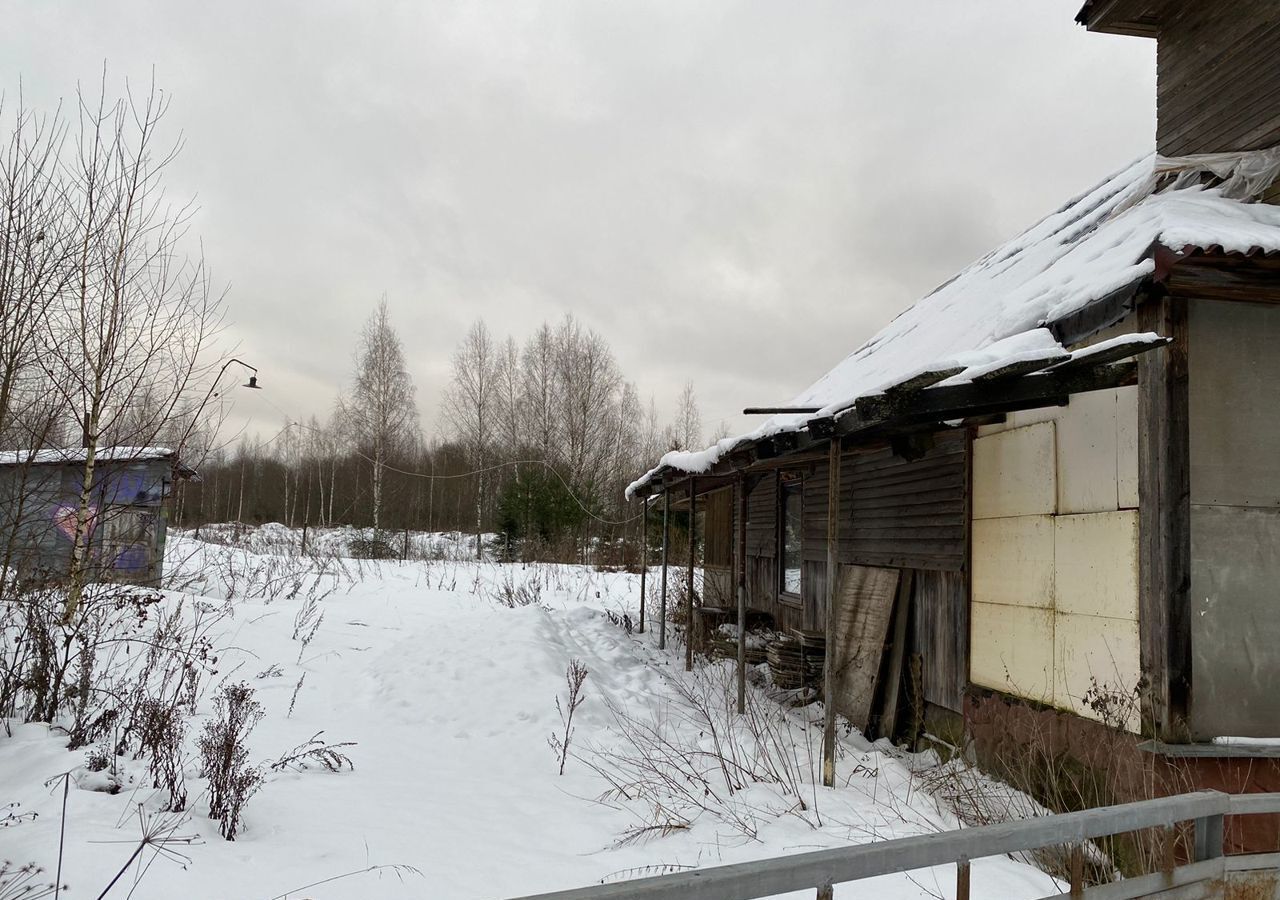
[2,1,1155,452]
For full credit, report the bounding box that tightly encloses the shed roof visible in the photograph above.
[627,147,1280,499]
[0,446,197,479]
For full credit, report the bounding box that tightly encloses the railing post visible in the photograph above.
[956,855,970,900]
[815,884,832,900]
[1193,812,1224,861]
[1069,842,1084,898]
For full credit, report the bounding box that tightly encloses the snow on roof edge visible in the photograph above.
[626,147,1280,500]
[0,446,181,468]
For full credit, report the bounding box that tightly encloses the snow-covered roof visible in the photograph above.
[628,147,1280,499]
[0,446,180,468]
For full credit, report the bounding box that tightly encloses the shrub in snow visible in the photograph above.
[135,698,188,811]
[199,682,264,841]
[349,536,396,559]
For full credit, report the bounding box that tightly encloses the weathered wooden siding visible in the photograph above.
[745,473,777,558]
[703,488,733,568]
[913,569,968,713]
[1157,0,1280,156]
[843,432,968,572]
[733,436,970,651]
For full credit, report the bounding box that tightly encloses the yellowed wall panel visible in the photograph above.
[1056,390,1120,515]
[971,602,1055,703]
[972,515,1055,609]
[1053,612,1141,729]
[972,422,1057,519]
[1054,510,1139,620]
[1117,385,1139,510]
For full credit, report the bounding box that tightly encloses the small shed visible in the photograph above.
[0,447,196,587]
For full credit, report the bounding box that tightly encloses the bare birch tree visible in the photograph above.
[0,97,72,446]
[673,381,703,450]
[442,319,497,557]
[337,297,419,532]
[41,77,224,619]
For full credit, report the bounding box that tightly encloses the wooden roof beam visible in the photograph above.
[846,360,1138,431]
[1076,0,1162,37]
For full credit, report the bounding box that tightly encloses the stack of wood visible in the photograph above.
[767,633,825,689]
[707,628,769,665]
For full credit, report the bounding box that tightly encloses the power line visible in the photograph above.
[249,395,644,527]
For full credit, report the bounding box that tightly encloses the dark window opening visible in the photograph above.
[780,479,802,598]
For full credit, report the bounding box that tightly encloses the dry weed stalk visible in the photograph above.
[549,659,589,776]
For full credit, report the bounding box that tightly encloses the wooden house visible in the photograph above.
[628,0,1280,848]
[0,447,195,587]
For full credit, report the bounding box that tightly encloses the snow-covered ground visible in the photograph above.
[2,527,1061,899]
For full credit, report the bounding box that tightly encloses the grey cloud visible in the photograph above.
[2,1,1155,449]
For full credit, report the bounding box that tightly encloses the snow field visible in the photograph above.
[1,529,1061,899]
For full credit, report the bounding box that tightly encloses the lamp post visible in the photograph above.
[174,358,261,528]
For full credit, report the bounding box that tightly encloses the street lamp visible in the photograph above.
[173,358,262,529]
[177,358,262,461]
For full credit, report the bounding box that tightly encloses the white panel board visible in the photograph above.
[971,602,1054,703]
[1056,389,1120,515]
[977,404,1062,438]
[972,515,1055,610]
[1116,385,1139,510]
[972,422,1057,519]
[1054,510,1139,620]
[1053,612,1141,731]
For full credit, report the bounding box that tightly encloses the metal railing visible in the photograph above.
[508,791,1280,900]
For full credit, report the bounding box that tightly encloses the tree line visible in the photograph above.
[0,75,711,565]
[181,311,711,561]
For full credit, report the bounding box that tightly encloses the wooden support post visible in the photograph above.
[736,476,748,715]
[822,439,842,787]
[815,884,833,900]
[1137,292,1191,738]
[686,477,696,672]
[1069,842,1084,898]
[1193,812,1224,862]
[660,491,670,650]
[639,499,648,634]
[879,569,914,742]
[956,856,971,900]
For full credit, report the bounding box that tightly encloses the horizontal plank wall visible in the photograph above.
[843,432,968,571]
[1157,0,1280,156]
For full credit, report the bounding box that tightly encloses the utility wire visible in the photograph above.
[248,394,645,527]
